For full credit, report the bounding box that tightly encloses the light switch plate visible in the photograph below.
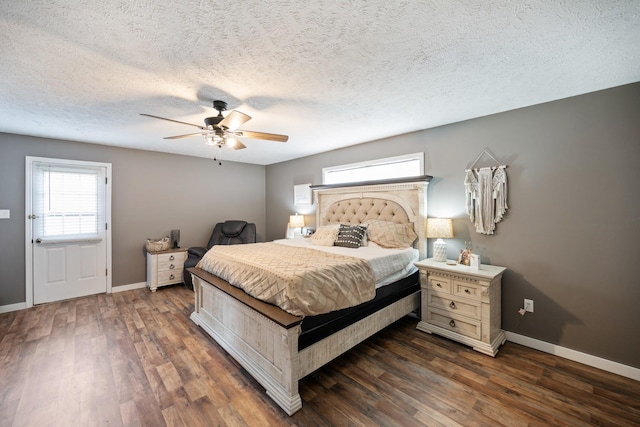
[0,209,10,219]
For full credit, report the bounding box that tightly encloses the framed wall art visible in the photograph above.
[294,183,312,206]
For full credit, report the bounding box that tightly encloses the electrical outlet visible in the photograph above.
[524,299,534,313]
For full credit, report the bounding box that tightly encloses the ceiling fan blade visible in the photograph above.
[164,132,205,139]
[140,113,204,129]
[227,138,247,150]
[219,110,251,131]
[236,130,289,142]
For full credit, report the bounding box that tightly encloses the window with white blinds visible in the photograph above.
[322,152,424,185]
[33,163,106,241]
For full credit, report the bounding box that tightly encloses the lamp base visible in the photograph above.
[433,239,447,262]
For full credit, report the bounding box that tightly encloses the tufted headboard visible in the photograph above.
[320,198,411,225]
[312,177,431,259]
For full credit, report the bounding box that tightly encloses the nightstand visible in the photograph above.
[415,258,506,356]
[146,248,187,292]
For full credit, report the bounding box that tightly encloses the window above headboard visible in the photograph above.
[321,153,424,185]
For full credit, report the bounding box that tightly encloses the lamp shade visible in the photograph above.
[426,218,453,239]
[289,214,305,229]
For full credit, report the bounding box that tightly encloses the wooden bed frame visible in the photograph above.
[190,176,431,414]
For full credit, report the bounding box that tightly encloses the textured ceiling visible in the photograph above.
[1,1,639,165]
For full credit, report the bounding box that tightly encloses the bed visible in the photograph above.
[189,176,431,414]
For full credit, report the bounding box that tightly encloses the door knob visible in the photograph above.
[35,238,42,243]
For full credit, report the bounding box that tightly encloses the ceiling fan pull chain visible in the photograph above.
[214,144,222,165]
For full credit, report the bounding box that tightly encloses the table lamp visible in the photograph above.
[427,218,453,262]
[289,214,305,236]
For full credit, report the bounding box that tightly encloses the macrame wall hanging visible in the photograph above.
[464,149,508,235]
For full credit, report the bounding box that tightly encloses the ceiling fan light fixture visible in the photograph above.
[204,134,223,146]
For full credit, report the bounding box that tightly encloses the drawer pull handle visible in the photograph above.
[169,264,175,269]
[450,301,456,309]
[436,283,442,287]
[169,274,175,280]
[169,255,175,261]
[464,289,471,294]
[449,320,456,328]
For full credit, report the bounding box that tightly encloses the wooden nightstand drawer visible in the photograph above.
[428,293,481,319]
[453,280,481,301]
[158,269,182,285]
[427,308,481,340]
[158,258,185,272]
[158,251,186,264]
[428,276,452,293]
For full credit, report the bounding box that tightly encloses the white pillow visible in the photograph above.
[310,223,341,246]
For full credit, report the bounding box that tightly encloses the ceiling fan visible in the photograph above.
[141,100,288,151]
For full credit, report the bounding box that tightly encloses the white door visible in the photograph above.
[27,158,111,305]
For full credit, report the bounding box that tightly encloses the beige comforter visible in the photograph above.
[197,242,376,316]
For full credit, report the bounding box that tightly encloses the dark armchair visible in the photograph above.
[183,220,257,289]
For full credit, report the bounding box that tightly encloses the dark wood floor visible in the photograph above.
[1,285,639,427]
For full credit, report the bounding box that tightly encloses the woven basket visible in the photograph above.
[146,236,170,252]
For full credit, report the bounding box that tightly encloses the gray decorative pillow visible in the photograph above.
[334,224,367,248]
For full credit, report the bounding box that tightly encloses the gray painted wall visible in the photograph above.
[0,135,266,304]
[1,83,638,369]
[266,83,640,368]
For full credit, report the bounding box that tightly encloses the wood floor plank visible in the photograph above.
[132,395,166,427]
[536,371,640,426]
[373,397,426,427]
[303,374,372,426]
[191,395,227,426]
[216,404,250,426]
[1,286,638,426]
[412,405,467,427]
[484,373,593,426]
[119,399,142,427]
[160,405,185,427]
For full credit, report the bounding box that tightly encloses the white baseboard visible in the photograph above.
[0,302,26,314]
[111,282,146,293]
[506,332,640,382]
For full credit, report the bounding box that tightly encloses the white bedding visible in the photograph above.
[274,237,419,288]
